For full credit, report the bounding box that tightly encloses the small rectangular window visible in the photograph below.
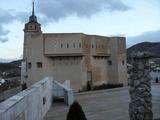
[87,71,92,81]
[79,43,81,48]
[61,44,63,48]
[122,60,125,65]
[92,44,94,48]
[67,44,69,48]
[43,97,46,105]
[108,60,112,65]
[37,62,42,68]
[73,43,75,48]
[28,62,31,69]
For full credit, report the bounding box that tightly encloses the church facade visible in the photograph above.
[21,3,128,91]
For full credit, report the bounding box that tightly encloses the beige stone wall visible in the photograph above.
[50,56,82,91]
[91,57,109,86]
[25,33,44,86]
[44,33,82,55]
[81,35,110,88]
[23,32,127,91]
[107,37,127,86]
[117,38,128,86]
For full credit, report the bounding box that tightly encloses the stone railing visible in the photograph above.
[0,77,74,120]
[53,80,74,105]
[0,77,53,120]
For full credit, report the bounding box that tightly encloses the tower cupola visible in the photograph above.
[29,1,37,23]
[24,0,41,33]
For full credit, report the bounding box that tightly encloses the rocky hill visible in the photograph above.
[127,42,160,57]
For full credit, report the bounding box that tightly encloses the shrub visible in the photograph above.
[93,83,123,91]
[66,101,87,120]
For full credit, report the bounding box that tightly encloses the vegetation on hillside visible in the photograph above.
[127,42,160,57]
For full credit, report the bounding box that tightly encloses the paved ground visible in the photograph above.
[44,85,160,120]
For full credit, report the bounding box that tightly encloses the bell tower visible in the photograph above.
[24,1,41,33]
[22,0,43,86]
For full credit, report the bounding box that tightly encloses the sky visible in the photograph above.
[0,0,160,61]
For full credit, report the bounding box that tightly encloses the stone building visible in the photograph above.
[21,2,128,91]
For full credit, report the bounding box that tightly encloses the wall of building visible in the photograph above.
[44,33,83,55]
[23,31,128,91]
[0,78,53,120]
[91,57,109,86]
[117,38,128,86]
[80,35,111,89]
[107,37,127,86]
[42,33,116,91]
[51,56,82,91]
[25,33,45,86]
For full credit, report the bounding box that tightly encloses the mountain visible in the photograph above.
[10,60,22,66]
[127,42,160,57]
[0,59,13,63]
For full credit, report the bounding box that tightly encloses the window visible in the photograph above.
[73,43,75,48]
[122,60,125,65]
[29,25,33,29]
[79,43,82,48]
[67,43,69,48]
[87,71,92,81]
[28,62,31,69]
[43,97,46,105]
[37,62,42,68]
[108,60,112,65]
[61,44,63,48]
[92,44,94,48]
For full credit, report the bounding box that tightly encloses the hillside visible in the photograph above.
[127,42,160,57]
[0,60,22,78]
[10,60,22,66]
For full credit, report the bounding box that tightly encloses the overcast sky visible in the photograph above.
[0,0,160,61]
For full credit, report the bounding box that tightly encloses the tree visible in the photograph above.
[66,101,87,120]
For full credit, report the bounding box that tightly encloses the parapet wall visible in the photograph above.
[0,86,22,102]
[0,77,53,120]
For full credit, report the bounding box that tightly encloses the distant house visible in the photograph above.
[149,60,160,83]
[150,67,160,83]
[0,79,5,86]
